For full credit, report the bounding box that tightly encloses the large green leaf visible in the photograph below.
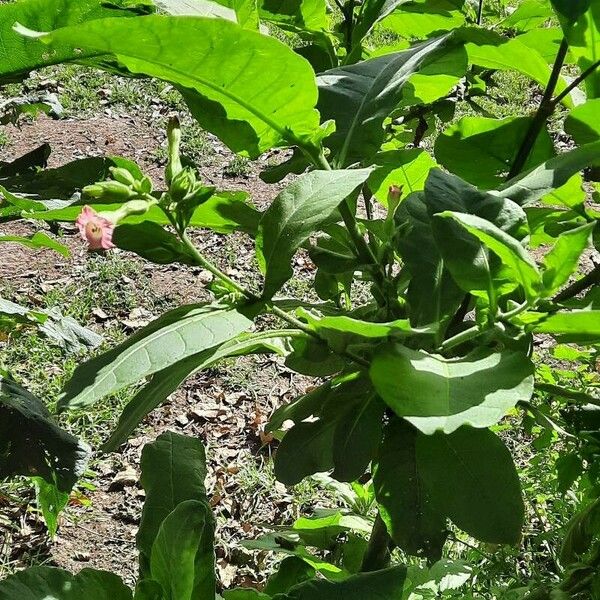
[565,99,600,145]
[103,331,289,451]
[529,310,600,343]
[317,35,449,166]
[374,419,447,560]
[34,16,322,157]
[368,149,437,205]
[541,223,594,295]
[0,376,89,492]
[0,0,150,83]
[0,567,132,600]
[137,432,208,575]
[352,0,412,45]
[370,345,534,434]
[59,303,253,410]
[438,211,542,302]
[418,427,524,544]
[497,141,600,206]
[435,116,555,188]
[150,500,215,600]
[280,566,408,599]
[256,169,371,299]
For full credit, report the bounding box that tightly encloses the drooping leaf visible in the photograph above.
[0,376,90,492]
[103,331,289,451]
[497,141,600,206]
[137,432,208,575]
[541,223,594,295]
[438,211,542,302]
[33,477,69,538]
[560,498,600,566]
[59,303,253,410]
[374,418,447,560]
[0,568,132,600]
[317,35,450,166]
[150,500,215,600]
[417,427,524,544]
[370,345,534,434]
[434,116,555,188]
[529,310,600,343]
[35,16,323,157]
[256,169,371,299]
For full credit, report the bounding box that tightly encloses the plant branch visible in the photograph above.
[360,512,393,572]
[553,262,600,302]
[439,324,484,352]
[477,0,484,26]
[553,59,600,106]
[508,38,569,179]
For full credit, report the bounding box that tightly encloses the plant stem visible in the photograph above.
[508,38,569,179]
[477,0,484,25]
[439,324,483,352]
[553,262,600,302]
[553,59,600,106]
[360,513,393,572]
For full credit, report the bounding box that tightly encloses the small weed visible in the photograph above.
[0,130,9,148]
[224,155,251,178]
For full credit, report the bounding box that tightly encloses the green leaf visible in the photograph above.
[435,116,555,188]
[352,0,412,45]
[438,211,542,302]
[418,427,524,544]
[137,431,208,576]
[0,567,132,600]
[530,310,600,343]
[516,27,564,63]
[560,497,600,566]
[0,376,90,492]
[37,16,322,157]
[498,141,600,206]
[113,222,197,265]
[33,477,69,538]
[256,169,371,299]
[542,223,594,295]
[368,149,437,205]
[374,419,447,560]
[281,565,408,599]
[103,331,289,451]
[565,99,600,145]
[500,0,553,33]
[317,35,450,166]
[0,0,149,83]
[370,345,534,434]
[59,303,253,410]
[0,232,69,257]
[285,336,345,377]
[150,500,215,600]
[264,557,316,596]
[258,0,328,31]
[551,0,591,22]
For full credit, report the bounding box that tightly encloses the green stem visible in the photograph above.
[360,513,393,572]
[508,38,569,179]
[439,325,483,352]
[553,262,600,302]
[477,0,484,25]
[498,300,529,321]
[552,59,600,106]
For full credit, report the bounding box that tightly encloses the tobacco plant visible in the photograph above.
[1,0,600,596]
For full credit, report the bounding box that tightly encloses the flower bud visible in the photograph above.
[83,180,137,202]
[169,166,197,203]
[165,115,183,185]
[386,184,403,220]
[109,166,137,187]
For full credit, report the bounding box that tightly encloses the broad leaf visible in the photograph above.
[59,303,253,410]
[435,116,555,188]
[374,419,447,560]
[0,567,132,600]
[34,477,69,538]
[264,557,316,596]
[0,232,69,257]
[352,0,412,45]
[0,0,150,83]
[317,35,449,166]
[438,211,542,302]
[150,500,215,600]
[281,566,408,599]
[256,169,371,299]
[0,376,89,492]
[35,16,322,157]
[418,427,524,544]
[529,310,600,343]
[497,141,600,206]
[370,345,534,434]
[137,432,208,575]
[565,99,600,145]
[103,331,289,451]
[542,223,594,295]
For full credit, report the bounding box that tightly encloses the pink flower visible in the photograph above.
[76,206,115,251]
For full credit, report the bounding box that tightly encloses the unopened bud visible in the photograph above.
[165,115,183,185]
[83,181,137,202]
[170,166,197,203]
[387,184,403,219]
[109,167,137,187]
